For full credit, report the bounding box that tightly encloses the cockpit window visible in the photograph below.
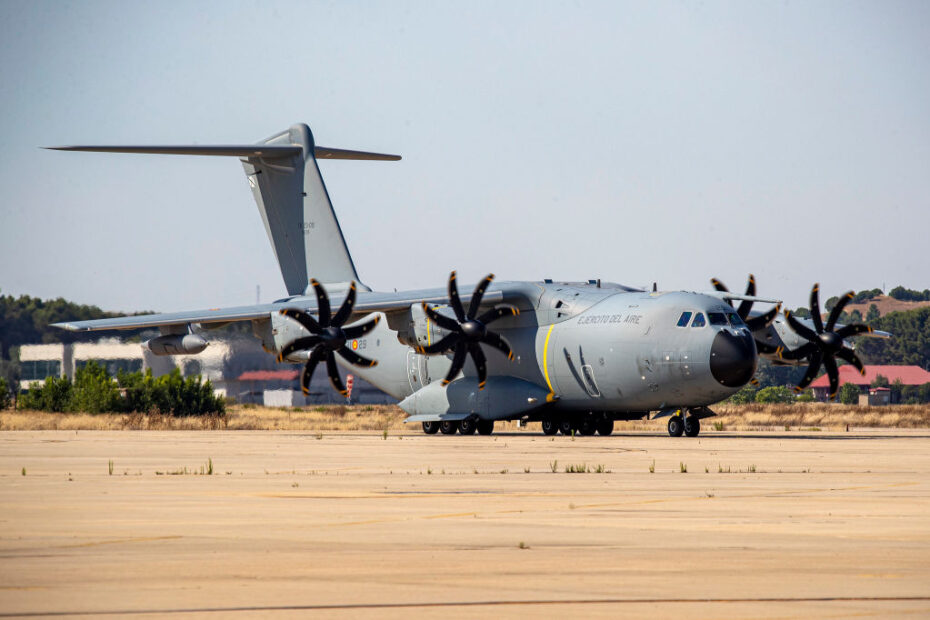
[708,312,728,326]
[727,312,745,327]
[691,313,706,327]
[676,311,693,327]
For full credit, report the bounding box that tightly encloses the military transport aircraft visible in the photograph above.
[49,123,889,437]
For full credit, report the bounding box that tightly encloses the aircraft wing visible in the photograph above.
[52,287,509,332]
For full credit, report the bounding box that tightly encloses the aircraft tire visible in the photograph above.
[459,417,478,435]
[439,421,459,435]
[541,419,559,435]
[684,417,700,437]
[667,416,684,437]
[558,419,574,436]
[422,421,440,435]
[476,420,494,435]
[596,419,614,436]
[579,417,597,436]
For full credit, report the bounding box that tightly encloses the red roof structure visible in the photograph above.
[237,370,299,381]
[810,365,930,388]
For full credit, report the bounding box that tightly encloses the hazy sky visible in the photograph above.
[1,0,928,314]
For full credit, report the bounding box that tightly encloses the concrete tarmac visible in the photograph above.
[1,429,929,618]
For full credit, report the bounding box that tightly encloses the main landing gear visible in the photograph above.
[666,411,702,437]
[422,418,495,435]
[541,414,614,436]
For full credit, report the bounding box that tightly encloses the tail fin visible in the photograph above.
[48,123,400,296]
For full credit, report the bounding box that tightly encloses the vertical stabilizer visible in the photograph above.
[242,124,381,295]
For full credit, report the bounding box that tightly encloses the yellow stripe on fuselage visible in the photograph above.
[542,323,555,394]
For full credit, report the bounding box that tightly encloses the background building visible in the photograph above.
[18,336,394,405]
[810,365,930,403]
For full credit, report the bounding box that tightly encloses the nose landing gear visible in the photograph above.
[665,407,710,437]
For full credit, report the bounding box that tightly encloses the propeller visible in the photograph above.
[414,271,519,389]
[779,284,872,400]
[277,279,380,396]
[711,274,782,353]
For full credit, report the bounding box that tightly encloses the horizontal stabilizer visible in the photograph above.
[45,145,400,161]
[314,147,400,161]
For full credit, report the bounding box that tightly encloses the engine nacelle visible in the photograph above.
[144,334,208,356]
[391,303,454,348]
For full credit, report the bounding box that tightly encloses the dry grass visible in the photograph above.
[710,402,930,430]
[1,402,928,432]
[0,404,408,432]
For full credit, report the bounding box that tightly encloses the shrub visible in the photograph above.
[755,386,795,404]
[19,374,73,411]
[871,374,889,388]
[838,383,860,405]
[795,388,815,402]
[70,361,121,413]
[919,383,930,404]
[728,385,757,404]
[0,377,10,409]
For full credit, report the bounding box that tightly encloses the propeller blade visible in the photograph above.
[470,343,488,389]
[414,333,460,355]
[835,323,874,338]
[326,352,347,396]
[476,304,520,325]
[330,281,357,327]
[277,336,322,362]
[776,342,817,362]
[481,330,514,361]
[736,274,756,318]
[441,342,468,385]
[447,271,466,322]
[310,279,332,327]
[835,347,866,376]
[711,278,734,308]
[336,346,378,367]
[342,315,381,339]
[826,291,855,331]
[279,308,321,334]
[809,284,824,333]
[300,348,327,395]
[467,273,495,319]
[795,348,824,391]
[745,303,781,332]
[784,310,819,342]
[824,355,839,401]
[422,303,462,333]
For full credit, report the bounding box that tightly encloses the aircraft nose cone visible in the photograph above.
[709,330,757,388]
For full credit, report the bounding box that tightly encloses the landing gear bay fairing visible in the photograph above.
[50,124,889,437]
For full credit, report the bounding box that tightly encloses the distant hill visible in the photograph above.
[845,295,930,319]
